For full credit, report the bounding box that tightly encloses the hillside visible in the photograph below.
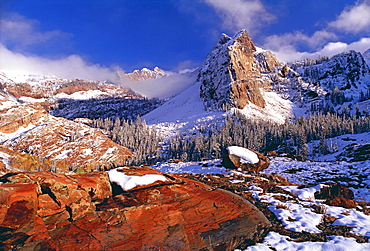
[0,81,132,173]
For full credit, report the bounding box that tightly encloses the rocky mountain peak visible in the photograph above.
[232,29,257,53]
[198,30,278,110]
[120,67,168,82]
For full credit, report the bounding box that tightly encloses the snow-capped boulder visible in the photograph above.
[222,146,270,172]
[0,167,271,250]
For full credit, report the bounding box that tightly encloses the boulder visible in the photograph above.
[0,168,271,250]
[222,146,270,172]
[314,183,357,209]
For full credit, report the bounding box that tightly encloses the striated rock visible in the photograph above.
[0,168,271,250]
[0,97,132,172]
[222,146,270,172]
[198,30,280,110]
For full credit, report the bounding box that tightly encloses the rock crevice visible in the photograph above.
[0,168,271,250]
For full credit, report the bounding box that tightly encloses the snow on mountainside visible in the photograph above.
[119,67,198,99]
[144,30,370,138]
[0,69,164,120]
[364,48,370,66]
[0,95,132,173]
[0,69,140,103]
[143,82,226,138]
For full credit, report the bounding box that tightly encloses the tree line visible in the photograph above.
[92,117,162,165]
[93,111,370,165]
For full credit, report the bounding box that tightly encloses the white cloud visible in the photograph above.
[261,1,370,62]
[271,37,370,62]
[203,0,275,33]
[0,44,122,82]
[263,30,337,52]
[329,1,370,34]
[0,13,71,49]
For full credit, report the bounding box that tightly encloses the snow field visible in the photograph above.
[151,158,370,250]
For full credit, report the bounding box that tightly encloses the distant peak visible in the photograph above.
[120,67,168,82]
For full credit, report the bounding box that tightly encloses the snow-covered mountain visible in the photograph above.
[0,70,164,120]
[118,67,168,82]
[144,30,370,136]
[0,95,132,173]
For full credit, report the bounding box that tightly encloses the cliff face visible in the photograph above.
[198,30,280,110]
[0,167,271,250]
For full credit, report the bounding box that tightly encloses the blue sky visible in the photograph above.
[1,0,370,81]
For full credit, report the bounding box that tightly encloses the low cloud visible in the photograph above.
[120,71,198,99]
[329,1,370,34]
[0,44,122,82]
[271,37,370,62]
[202,0,275,33]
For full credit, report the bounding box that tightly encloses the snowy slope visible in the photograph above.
[364,48,370,67]
[143,32,370,138]
[143,82,227,138]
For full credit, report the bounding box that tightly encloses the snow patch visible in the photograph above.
[243,232,370,251]
[107,167,168,191]
[0,122,38,143]
[55,90,108,100]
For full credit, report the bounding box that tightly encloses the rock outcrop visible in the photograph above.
[222,146,270,172]
[198,30,280,110]
[0,97,132,172]
[314,183,357,209]
[0,168,271,250]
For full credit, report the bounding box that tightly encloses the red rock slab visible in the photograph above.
[0,183,38,230]
[0,170,271,250]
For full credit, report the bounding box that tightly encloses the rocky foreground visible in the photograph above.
[0,167,271,250]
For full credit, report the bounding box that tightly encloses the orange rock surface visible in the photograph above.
[0,97,132,172]
[0,168,271,250]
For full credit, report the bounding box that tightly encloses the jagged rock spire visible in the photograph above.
[198,30,279,110]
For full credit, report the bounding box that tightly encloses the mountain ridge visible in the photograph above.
[144,30,370,137]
